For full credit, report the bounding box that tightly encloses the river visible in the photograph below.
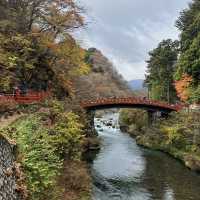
[86,113,200,200]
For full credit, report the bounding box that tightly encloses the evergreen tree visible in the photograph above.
[145,39,179,103]
[175,0,200,103]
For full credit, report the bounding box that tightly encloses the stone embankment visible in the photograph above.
[0,135,24,200]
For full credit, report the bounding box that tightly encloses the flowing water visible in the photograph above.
[87,113,200,200]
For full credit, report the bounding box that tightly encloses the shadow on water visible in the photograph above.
[85,113,200,200]
[142,149,200,200]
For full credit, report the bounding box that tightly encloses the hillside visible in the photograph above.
[74,48,133,100]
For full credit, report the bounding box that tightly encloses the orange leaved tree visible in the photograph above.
[174,74,193,102]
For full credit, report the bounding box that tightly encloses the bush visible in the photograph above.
[190,85,200,103]
[50,111,84,159]
[3,100,86,200]
[159,111,200,152]
[6,114,62,200]
[119,109,148,131]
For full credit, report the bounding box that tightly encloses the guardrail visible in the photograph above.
[0,90,50,105]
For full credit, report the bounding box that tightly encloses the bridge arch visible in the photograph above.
[80,97,184,135]
[81,97,182,112]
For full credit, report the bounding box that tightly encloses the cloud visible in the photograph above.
[77,0,190,80]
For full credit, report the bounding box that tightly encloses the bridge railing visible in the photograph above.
[80,97,186,111]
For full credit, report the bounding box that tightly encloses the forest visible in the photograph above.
[145,0,200,104]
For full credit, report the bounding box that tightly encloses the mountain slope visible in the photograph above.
[74,48,133,100]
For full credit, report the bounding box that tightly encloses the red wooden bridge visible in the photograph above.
[0,91,185,113]
[81,97,184,112]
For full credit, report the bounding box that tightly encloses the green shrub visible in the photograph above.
[190,85,200,103]
[159,111,200,152]
[119,109,148,131]
[51,111,84,159]
[3,100,85,200]
[6,115,62,200]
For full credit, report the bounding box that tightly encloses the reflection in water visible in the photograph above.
[87,113,200,200]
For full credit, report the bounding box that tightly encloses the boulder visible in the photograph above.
[184,155,200,172]
[106,122,112,127]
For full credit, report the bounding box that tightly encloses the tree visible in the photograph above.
[175,33,200,84]
[175,0,200,103]
[0,0,85,36]
[145,39,179,103]
[0,0,89,94]
[176,0,200,51]
[174,74,193,102]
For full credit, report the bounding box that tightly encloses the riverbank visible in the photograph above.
[88,112,200,200]
[136,127,200,172]
[0,99,96,200]
[119,109,200,172]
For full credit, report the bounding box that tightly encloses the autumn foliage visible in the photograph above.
[174,74,193,102]
[0,0,89,96]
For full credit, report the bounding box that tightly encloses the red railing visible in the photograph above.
[80,97,185,112]
[0,90,50,105]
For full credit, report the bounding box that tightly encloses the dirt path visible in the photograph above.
[0,113,24,129]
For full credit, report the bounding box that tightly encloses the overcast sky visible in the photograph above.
[77,0,190,81]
